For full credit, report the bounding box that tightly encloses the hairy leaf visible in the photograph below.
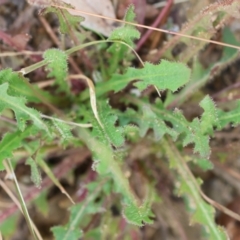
[97,60,191,96]
[51,118,73,143]
[26,157,42,188]
[218,101,240,128]
[200,95,219,134]
[43,49,69,92]
[0,127,35,170]
[92,101,124,147]
[0,83,48,132]
[0,69,40,102]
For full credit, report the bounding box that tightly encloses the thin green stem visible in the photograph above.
[19,40,143,76]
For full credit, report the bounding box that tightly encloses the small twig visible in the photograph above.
[0,51,43,57]
[50,3,240,51]
[153,0,188,8]
[136,0,173,51]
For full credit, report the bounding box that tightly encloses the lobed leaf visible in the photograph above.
[0,69,40,102]
[100,60,191,94]
[0,83,48,132]
[217,101,240,128]
[78,127,154,226]
[92,101,124,148]
[0,127,35,170]
[51,118,73,143]
[200,95,219,134]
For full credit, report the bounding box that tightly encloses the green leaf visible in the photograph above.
[218,101,240,128]
[123,187,155,226]
[43,49,69,92]
[51,118,73,144]
[193,158,213,171]
[134,61,191,92]
[0,83,48,132]
[78,128,154,226]
[190,118,210,158]
[26,157,42,188]
[200,95,219,134]
[0,69,40,102]
[0,127,37,170]
[51,180,104,240]
[107,5,140,76]
[108,4,140,47]
[44,6,84,34]
[121,106,178,141]
[36,153,74,204]
[52,226,83,240]
[164,139,228,240]
[34,190,49,216]
[97,60,191,95]
[92,101,124,147]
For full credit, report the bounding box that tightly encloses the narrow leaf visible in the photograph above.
[36,154,74,204]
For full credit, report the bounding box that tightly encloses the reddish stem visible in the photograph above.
[136,0,173,51]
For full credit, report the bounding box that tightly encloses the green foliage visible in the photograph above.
[217,101,240,128]
[92,60,191,99]
[0,215,18,238]
[26,157,42,188]
[44,6,84,34]
[164,139,227,239]
[0,69,40,102]
[0,127,36,170]
[92,101,124,147]
[0,83,48,132]
[51,180,105,240]
[34,190,49,216]
[51,118,73,144]
[43,49,69,92]
[167,27,240,107]
[108,5,140,47]
[107,4,140,75]
[2,3,240,240]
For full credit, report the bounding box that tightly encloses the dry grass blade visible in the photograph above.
[2,160,43,240]
[50,3,240,51]
[36,157,75,204]
[69,74,103,129]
